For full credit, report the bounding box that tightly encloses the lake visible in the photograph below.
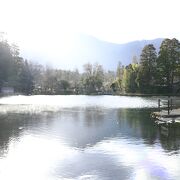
[0,95,180,180]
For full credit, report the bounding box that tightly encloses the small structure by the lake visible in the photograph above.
[151,98,180,124]
[151,98,180,137]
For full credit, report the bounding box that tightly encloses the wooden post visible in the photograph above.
[158,99,161,112]
[168,99,170,115]
[171,99,173,111]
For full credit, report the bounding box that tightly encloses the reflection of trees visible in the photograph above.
[0,114,26,155]
[116,109,158,145]
[70,108,113,148]
[83,108,105,127]
[50,108,120,148]
[1,108,179,155]
[0,113,55,156]
[159,125,180,151]
[160,136,180,152]
[116,108,180,151]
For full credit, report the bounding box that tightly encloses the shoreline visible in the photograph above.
[0,93,180,97]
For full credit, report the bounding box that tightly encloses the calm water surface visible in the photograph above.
[0,95,180,180]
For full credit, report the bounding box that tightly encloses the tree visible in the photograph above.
[20,60,34,94]
[115,61,124,92]
[93,63,104,91]
[122,63,138,93]
[82,63,104,94]
[0,40,13,88]
[116,61,123,79]
[12,58,34,94]
[157,38,180,92]
[58,80,70,92]
[41,68,57,94]
[137,44,157,92]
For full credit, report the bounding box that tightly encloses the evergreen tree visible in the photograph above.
[0,40,13,88]
[157,38,180,92]
[137,44,157,93]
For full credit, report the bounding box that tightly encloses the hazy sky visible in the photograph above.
[1,0,180,44]
[0,0,180,68]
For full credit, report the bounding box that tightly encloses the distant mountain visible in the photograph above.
[20,33,163,71]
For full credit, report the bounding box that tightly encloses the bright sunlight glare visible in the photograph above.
[1,0,180,69]
[1,0,180,45]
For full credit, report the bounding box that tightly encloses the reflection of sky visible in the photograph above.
[0,134,179,180]
[93,139,180,180]
[0,95,158,114]
[0,96,179,179]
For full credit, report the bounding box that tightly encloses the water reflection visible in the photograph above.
[116,109,159,145]
[0,104,180,179]
[159,124,180,152]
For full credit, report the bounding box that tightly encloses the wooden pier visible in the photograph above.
[151,98,180,125]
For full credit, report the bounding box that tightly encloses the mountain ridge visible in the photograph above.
[20,34,164,70]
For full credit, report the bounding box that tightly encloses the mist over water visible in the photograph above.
[0,95,158,114]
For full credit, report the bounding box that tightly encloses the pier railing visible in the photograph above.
[158,98,180,115]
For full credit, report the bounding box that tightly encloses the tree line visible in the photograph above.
[113,38,180,94]
[0,35,180,95]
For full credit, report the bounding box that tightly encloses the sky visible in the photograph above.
[0,0,180,68]
[1,0,180,43]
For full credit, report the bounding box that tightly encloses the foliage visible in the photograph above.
[123,63,139,93]
[82,63,104,94]
[156,38,180,92]
[0,34,179,95]
[136,44,157,93]
[0,39,33,94]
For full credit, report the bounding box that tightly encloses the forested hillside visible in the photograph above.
[0,36,179,95]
